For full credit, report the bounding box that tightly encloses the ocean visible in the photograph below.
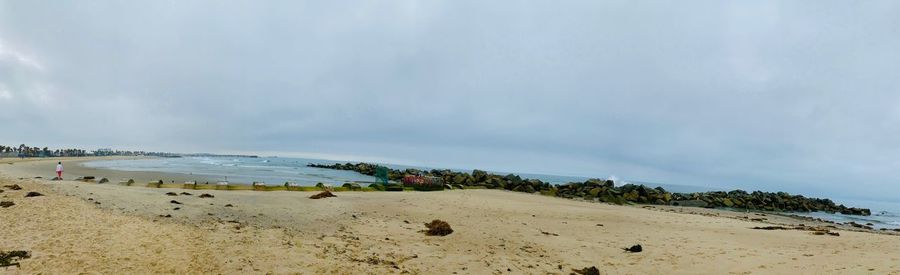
[82,156,900,229]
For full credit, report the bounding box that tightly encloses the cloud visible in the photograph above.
[1,1,899,200]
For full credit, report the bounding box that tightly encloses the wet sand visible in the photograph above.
[1,157,900,274]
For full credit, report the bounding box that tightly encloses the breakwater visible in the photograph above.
[308,162,871,216]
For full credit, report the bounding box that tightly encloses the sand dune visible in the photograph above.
[1,158,899,274]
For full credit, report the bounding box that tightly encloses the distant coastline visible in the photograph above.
[0,143,258,159]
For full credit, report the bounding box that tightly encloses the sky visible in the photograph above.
[1,1,899,200]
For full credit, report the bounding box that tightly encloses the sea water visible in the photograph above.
[85,156,708,188]
[83,156,900,229]
[791,198,900,230]
[83,156,379,185]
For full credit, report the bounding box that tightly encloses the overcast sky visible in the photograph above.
[1,1,899,200]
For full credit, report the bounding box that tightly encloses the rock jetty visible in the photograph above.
[308,162,871,216]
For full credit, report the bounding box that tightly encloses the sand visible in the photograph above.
[1,157,900,274]
[0,156,219,184]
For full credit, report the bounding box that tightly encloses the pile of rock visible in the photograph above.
[308,162,872,216]
[668,190,871,215]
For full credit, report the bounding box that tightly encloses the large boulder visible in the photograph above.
[452,174,467,185]
[599,192,626,205]
[585,178,613,188]
[403,168,422,176]
[672,200,708,208]
[472,169,489,182]
[523,184,536,193]
[623,190,639,201]
[722,198,734,207]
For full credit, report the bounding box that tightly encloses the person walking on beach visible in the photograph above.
[56,161,63,179]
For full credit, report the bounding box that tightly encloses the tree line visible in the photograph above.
[0,144,176,158]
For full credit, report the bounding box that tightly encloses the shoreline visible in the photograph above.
[1,159,900,273]
[0,156,221,185]
[3,156,896,231]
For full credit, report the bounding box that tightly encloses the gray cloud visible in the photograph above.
[2,1,900,200]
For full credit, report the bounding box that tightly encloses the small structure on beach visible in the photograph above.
[216,181,229,190]
[183,181,197,189]
[252,181,267,191]
[284,182,300,191]
[375,166,389,185]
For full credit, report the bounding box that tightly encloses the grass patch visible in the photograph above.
[539,189,558,196]
[157,184,183,189]
[462,185,488,190]
[190,184,219,190]
[226,185,254,191]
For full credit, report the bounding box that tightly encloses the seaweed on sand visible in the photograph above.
[623,244,643,253]
[572,266,600,275]
[310,191,336,199]
[0,250,30,267]
[424,220,454,236]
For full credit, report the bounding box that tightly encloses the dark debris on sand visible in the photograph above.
[424,219,454,236]
[540,230,559,236]
[0,250,30,268]
[170,200,182,204]
[180,192,192,196]
[752,226,790,230]
[199,194,214,198]
[572,266,600,275]
[165,192,178,196]
[623,244,643,253]
[24,192,43,197]
[752,225,841,236]
[0,201,13,208]
[3,184,22,190]
[310,191,336,199]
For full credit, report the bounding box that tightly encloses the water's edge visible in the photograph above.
[83,156,900,229]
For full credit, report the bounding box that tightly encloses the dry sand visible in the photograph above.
[1,157,899,274]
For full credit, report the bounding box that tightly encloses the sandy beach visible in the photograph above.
[1,157,899,274]
[0,157,220,185]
